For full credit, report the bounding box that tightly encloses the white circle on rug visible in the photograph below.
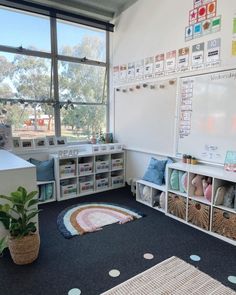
[143,253,154,260]
[228,276,236,284]
[68,288,81,295]
[190,255,201,262]
[109,269,120,277]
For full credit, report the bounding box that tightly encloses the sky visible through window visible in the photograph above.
[0,6,105,58]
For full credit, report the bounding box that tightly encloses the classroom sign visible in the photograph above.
[185,0,220,41]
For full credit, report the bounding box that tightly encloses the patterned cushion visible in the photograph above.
[143,157,167,185]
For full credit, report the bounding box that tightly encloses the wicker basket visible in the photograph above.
[188,199,210,230]
[212,208,236,241]
[8,233,40,265]
[168,193,186,220]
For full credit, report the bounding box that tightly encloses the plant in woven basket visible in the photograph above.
[0,186,41,265]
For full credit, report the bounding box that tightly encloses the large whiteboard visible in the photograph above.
[114,81,177,156]
[177,69,236,164]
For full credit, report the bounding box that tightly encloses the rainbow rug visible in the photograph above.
[57,203,144,238]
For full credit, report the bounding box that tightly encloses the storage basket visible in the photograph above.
[188,199,210,230]
[167,193,186,220]
[78,162,93,175]
[8,233,40,265]
[212,208,236,241]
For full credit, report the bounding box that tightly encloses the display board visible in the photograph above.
[114,81,177,156]
[177,69,236,164]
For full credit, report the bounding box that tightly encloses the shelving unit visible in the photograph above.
[37,180,56,204]
[136,179,166,213]
[50,151,125,201]
[136,162,236,245]
[166,162,236,245]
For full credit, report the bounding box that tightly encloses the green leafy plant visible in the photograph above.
[0,237,7,256]
[0,186,40,238]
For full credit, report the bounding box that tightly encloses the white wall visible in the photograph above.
[110,0,236,181]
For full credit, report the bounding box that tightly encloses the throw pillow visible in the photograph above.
[159,191,165,209]
[181,172,188,193]
[192,174,204,196]
[223,184,235,208]
[170,169,179,191]
[29,158,54,182]
[163,157,174,184]
[142,157,167,185]
[214,186,226,205]
[178,171,185,193]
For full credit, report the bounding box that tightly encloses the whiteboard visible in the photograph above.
[177,69,236,164]
[114,81,177,156]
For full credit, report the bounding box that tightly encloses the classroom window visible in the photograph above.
[57,20,106,62]
[0,6,108,142]
[58,61,107,103]
[0,7,51,52]
[61,105,106,141]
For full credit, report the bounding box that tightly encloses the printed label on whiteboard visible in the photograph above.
[127,62,135,80]
[155,53,165,76]
[135,59,144,80]
[177,47,190,71]
[206,38,221,67]
[165,50,176,73]
[119,64,127,81]
[191,42,205,69]
[144,56,154,78]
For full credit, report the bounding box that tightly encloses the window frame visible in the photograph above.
[0,6,109,143]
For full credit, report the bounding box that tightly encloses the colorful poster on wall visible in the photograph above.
[127,62,135,80]
[191,42,205,69]
[185,25,193,41]
[144,56,154,78]
[154,53,165,76]
[177,47,190,71]
[193,22,202,38]
[119,64,127,81]
[233,15,236,35]
[165,50,176,73]
[194,0,202,8]
[211,15,221,33]
[232,41,236,56]
[189,9,198,25]
[185,0,219,41]
[113,66,119,84]
[198,5,207,22]
[206,38,221,67]
[135,59,144,79]
[202,19,212,35]
[206,1,216,19]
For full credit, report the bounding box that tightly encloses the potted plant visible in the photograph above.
[0,186,40,265]
[0,236,7,257]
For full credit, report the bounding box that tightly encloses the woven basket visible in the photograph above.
[8,233,40,265]
[168,193,186,220]
[188,199,210,230]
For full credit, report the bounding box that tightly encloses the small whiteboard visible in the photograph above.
[114,81,177,156]
[177,69,236,164]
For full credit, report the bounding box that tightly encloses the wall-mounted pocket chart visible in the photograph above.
[177,69,236,164]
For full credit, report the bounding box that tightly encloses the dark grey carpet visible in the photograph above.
[0,186,235,295]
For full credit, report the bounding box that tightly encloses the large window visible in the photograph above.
[0,6,108,142]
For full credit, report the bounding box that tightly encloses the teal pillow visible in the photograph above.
[170,169,179,191]
[178,171,185,193]
[163,157,174,184]
[143,157,167,185]
[29,158,54,181]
